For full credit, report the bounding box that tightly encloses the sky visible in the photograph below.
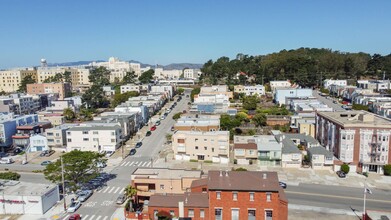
[0,0,390,69]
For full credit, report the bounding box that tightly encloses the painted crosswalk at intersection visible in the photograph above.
[120,160,151,167]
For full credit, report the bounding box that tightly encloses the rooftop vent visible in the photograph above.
[263,173,267,179]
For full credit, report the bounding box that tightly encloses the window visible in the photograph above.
[233,192,238,200]
[195,146,199,150]
[215,208,222,220]
[160,184,165,190]
[93,131,99,135]
[153,210,158,220]
[200,209,205,218]
[188,209,194,217]
[216,191,221,199]
[170,210,175,216]
[47,132,53,136]
[111,139,115,143]
[178,139,185,143]
[55,133,60,137]
[204,147,207,150]
[202,188,207,192]
[93,138,98,141]
[82,131,88,134]
[212,148,214,152]
[266,192,271,202]
[204,139,207,141]
[248,210,256,220]
[67,132,71,135]
[265,210,273,220]
[48,139,54,143]
[67,138,72,142]
[83,138,89,141]
[231,209,239,220]
[111,132,115,136]
[249,192,254,201]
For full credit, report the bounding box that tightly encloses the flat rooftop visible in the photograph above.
[0,180,57,197]
[174,130,229,136]
[317,110,391,128]
[132,168,201,179]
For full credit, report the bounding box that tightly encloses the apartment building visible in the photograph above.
[37,112,65,126]
[274,88,313,105]
[0,68,37,93]
[316,111,391,174]
[270,80,292,91]
[90,57,141,82]
[66,125,122,152]
[45,124,78,150]
[323,79,347,88]
[27,82,71,100]
[234,85,265,96]
[146,171,288,220]
[174,115,220,132]
[172,131,230,164]
[131,168,202,204]
[120,84,150,94]
[200,85,233,99]
[183,68,201,80]
[0,113,38,149]
[10,94,38,114]
[151,85,175,99]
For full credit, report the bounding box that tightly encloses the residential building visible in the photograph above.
[0,114,38,149]
[234,85,265,96]
[316,111,391,174]
[289,98,333,113]
[131,168,202,204]
[270,80,292,91]
[233,142,258,165]
[90,57,141,81]
[150,84,175,99]
[64,96,82,108]
[102,86,115,97]
[172,131,230,164]
[266,115,291,127]
[200,85,233,99]
[12,121,52,149]
[115,103,149,125]
[0,68,37,93]
[99,111,143,136]
[158,79,195,86]
[66,125,122,152]
[192,94,231,114]
[274,88,313,105]
[145,171,288,220]
[0,180,59,215]
[37,112,65,126]
[323,79,347,89]
[307,146,334,169]
[9,94,37,114]
[27,82,71,100]
[45,124,78,150]
[0,98,17,113]
[183,68,201,80]
[174,115,220,132]
[120,84,150,94]
[29,134,49,152]
[234,135,282,166]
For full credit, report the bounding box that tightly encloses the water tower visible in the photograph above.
[40,58,47,68]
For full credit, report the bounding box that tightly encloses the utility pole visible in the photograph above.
[61,156,67,211]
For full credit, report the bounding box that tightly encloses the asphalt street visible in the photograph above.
[312,90,346,111]
[59,91,191,220]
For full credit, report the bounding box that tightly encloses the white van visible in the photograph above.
[0,158,14,164]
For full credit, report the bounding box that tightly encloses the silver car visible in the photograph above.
[67,201,81,213]
[77,190,93,202]
[116,194,127,204]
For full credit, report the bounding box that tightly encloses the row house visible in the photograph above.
[115,103,149,125]
[172,131,230,164]
[45,124,78,150]
[96,112,142,139]
[234,85,265,96]
[120,84,150,94]
[316,111,391,174]
[145,171,288,220]
[174,115,220,132]
[270,80,292,92]
[357,80,391,92]
[66,125,122,152]
[12,121,52,150]
[151,84,176,99]
[307,146,334,170]
[0,113,38,150]
[200,85,233,99]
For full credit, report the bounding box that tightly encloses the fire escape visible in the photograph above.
[369,129,381,172]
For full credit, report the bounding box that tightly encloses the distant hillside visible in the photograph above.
[47,60,203,70]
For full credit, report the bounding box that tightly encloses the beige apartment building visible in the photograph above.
[0,69,37,93]
[27,83,71,100]
[174,115,220,132]
[130,168,202,204]
[200,85,233,99]
[172,130,230,164]
[37,67,91,85]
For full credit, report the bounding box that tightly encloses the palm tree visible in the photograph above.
[124,185,137,200]
[63,108,76,122]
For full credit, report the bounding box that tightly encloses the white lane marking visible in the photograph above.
[134,161,139,165]
[108,187,115,193]
[113,187,121,194]
[145,161,151,167]
[96,216,102,220]
[63,214,70,219]
[102,186,110,193]
[102,216,108,220]
[120,161,126,166]
[82,215,89,219]
[128,161,135,166]
[88,215,95,220]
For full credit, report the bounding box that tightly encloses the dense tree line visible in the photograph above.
[201,48,391,87]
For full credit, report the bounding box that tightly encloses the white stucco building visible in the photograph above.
[323,79,347,89]
[90,57,141,82]
[234,85,265,96]
[28,134,49,152]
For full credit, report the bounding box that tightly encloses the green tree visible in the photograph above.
[79,107,94,121]
[233,167,248,171]
[43,151,106,192]
[63,108,76,121]
[0,171,21,180]
[82,67,111,108]
[64,71,72,83]
[341,164,350,174]
[220,114,241,130]
[352,104,369,111]
[252,113,267,127]
[190,87,200,102]
[236,112,249,122]
[18,75,36,92]
[44,73,63,83]
[122,71,137,85]
[0,91,6,96]
[242,95,259,110]
[165,134,173,143]
[124,184,137,200]
[172,112,182,120]
[138,69,154,83]
[177,87,185,95]
[384,164,391,176]
[111,91,139,107]
[247,129,256,135]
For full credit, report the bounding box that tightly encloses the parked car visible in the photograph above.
[0,158,14,164]
[68,214,81,220]
[105,151,114,157]
[186,95,189,98]
[150,125,157,131]
[279,181,287,189]
[10,148,22,156]
[41,161,52,166]
[0,152,9,158]
[182,110,187,113]
[171,126,175,131]
[67,201,81,213]
[129,149,136,156]
[155,121,161,126]
[77,190,93,202]
[135,142,142,148]
[336,171,346,178]
[160,115,166,120]
[146,131,152,136]
[97,161,106,168]
[116,194,127,204]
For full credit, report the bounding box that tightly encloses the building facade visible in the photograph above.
[27,83,71,100]
[234,85,265,96]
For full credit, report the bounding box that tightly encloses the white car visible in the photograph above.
[105,151,114,157]
[67,201,81,212]
[160,115,166,120]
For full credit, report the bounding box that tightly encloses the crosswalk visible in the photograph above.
[97,186,124,194]
[62,214,109,220]
[120,160,151,167]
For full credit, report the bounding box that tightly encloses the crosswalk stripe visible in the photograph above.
[120,161,126,166]
[63,214,69,219]
[125,161,131,166]
[142,161,149,166]
[114,187,121,194]
[83,215,89,219]
[129,161,135,166]
[89,215,95,220]
[96,216,102,220]
[134,161,139,165]
[108,187,115,193]
[145,161,151,167]
[102,186,110,193]
[102,217,108,220]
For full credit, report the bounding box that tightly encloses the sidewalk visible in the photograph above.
[111,207,126,220]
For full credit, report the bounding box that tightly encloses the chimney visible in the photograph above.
[225,170,229,177]
[219,170,223,177]
[263,173,267,179]
[178,201,184,218]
